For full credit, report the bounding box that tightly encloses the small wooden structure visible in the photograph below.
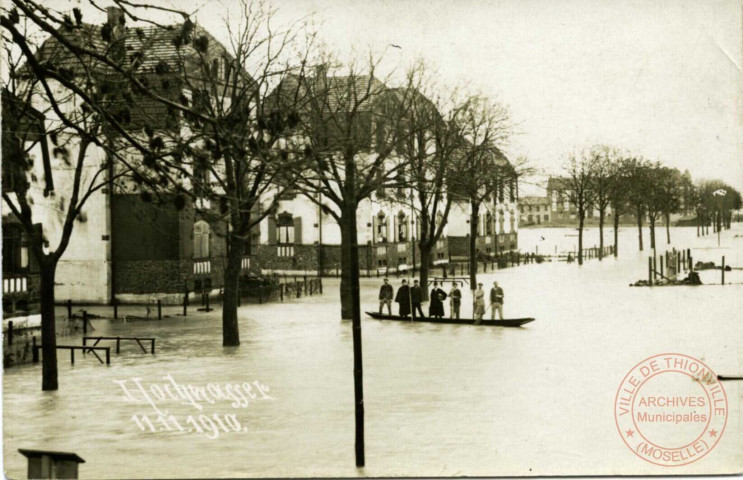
[18,449,85,479]
[32,340,110,365]
[83,336,155,354]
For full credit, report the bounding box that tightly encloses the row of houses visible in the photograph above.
[2,7,520,316]
[518,176,694,227]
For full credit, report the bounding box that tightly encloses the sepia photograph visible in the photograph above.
[1,0,742,478]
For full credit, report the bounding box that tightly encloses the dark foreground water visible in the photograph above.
[3,226,742,478]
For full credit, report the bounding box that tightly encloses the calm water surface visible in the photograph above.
[3,226,742,478]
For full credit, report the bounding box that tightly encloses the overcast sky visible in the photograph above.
[61,0,743,194]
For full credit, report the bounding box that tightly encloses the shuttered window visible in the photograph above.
[193,220,210,259]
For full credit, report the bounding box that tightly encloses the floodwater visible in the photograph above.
[3,226,742,478]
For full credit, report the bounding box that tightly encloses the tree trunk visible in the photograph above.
[418,243,431,302]
[339,216,353,320]
[469,200,479,289]
[40,259,59,391]
[717,209,722,233]
[649,216,656,250]
[613,210,619,257]
[341,204,365,467]
[577,209,584,265]
[636,206,644,251]
[598,209,605,260]
[696,211,700,237]
[221,233,244,347]
[665,213,671,244]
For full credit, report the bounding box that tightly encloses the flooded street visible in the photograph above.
[4,226,742,478]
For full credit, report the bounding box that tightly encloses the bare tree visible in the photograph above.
[606,155,632,257]
[447,95,513,288]
[1,12,138,390]
[393,71,470,299]
[560,149,595,265]
[624,156,651,251]
[276,56,419,466]
[587,145,614,260]
[6,0,318,348]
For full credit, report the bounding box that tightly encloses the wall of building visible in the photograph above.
[12,125,113,303]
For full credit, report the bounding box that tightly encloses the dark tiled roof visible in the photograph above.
[268,73,390,113]
[24,20,253,131]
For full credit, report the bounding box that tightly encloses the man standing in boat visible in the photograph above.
[411,280,425,319]
[473,283,486,324]
[450,282,462,319]
[379,278,394,315]
[429,281,446,319]
[490,281,504,320]
[395,279,411,318]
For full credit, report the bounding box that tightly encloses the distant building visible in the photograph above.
[518,196,550,226]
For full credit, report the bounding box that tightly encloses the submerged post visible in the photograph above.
[722,256,725,285]
[82,310,88,335]
[648,257,653,286]
[157,300,162,320]
[67,299,72,320]
[32,337,38,363]
[113,299,118,320]
[659,255,664,278]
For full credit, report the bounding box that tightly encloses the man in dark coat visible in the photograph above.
[429,281,446,318]
[379,278,394,315]
[394,279,411,317]
[411,280,425,319]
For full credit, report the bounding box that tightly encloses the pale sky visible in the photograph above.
[53,0,743,194]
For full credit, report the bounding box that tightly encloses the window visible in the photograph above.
[486,212,493,235]
[499,212,505,234]
[193,220,210,259]
[277,213,295,257]
[2,224,28,275]
[397,211,408,242]
[376,212,388,243]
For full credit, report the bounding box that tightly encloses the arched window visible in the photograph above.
[376,212,387,243]
[498,211,505,234]
[485,212,493,235]
[397,210,408,242]
[193,220,210,259]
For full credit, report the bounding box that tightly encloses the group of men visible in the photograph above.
[378,278,505,321]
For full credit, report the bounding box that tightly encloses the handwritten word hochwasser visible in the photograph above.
[114,375,272,415]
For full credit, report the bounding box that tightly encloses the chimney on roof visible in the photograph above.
[314,64,328,79]
[106,7,125,37]
[106,7,126,63]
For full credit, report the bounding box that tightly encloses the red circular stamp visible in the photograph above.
[614,353,727,467]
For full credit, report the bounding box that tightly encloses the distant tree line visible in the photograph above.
[557,145,741,265]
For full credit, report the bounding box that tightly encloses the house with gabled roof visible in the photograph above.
[3,7,255,305]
